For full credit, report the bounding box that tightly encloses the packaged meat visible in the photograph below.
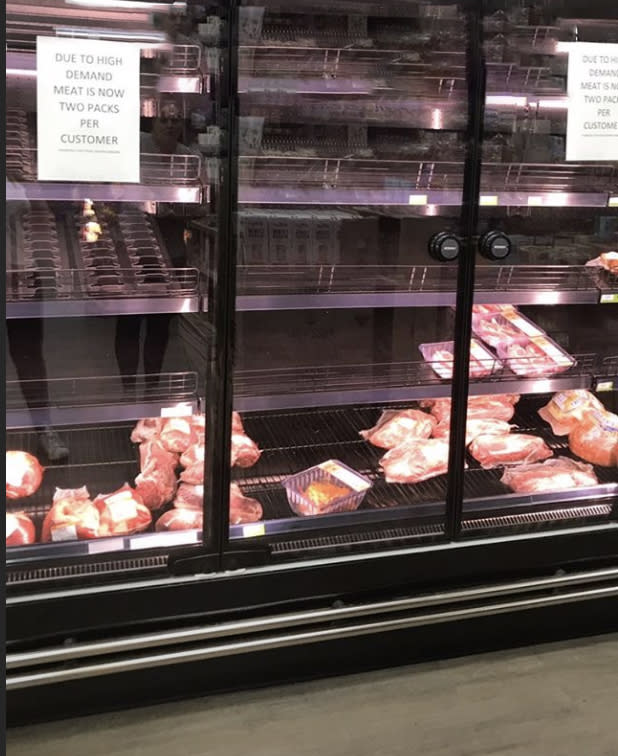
[191,414,206,443]
[230,432,261,468]
[471,313,522,348]
[420,339,501,380]
[134,439,179,510]
[569,410,618,467]
[586,251,618,273]
[6,451,44,499]
[42,486,100,542]
[94,484,152,536]
[472,304,516,316]
[500,310,548,339]
[433,417,512,444]
[232,411,245,432]
[130,418,162,444]
[429,395,517,424]
[156,508,203,532]
[502,457,599,494]
[538,390,605,436]
[360,409,436,449]
[230,483,264,524]
[174,483,203,511]
[282,460,372,516]
[497,337,575,378]
[159,417,196,454]
[380,438,450,484]
[469,433,553,469]
[180,443,205,484]
[6,512,36,547]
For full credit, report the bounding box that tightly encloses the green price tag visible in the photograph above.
[600,293,618,304]
[596,381,615,392]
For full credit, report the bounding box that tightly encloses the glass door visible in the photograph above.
[222,0,480,560]
[5,0,219,572]
[461,0,618,536]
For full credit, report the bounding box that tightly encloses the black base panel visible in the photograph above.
[7,529,618,646]
[7,596,618,727]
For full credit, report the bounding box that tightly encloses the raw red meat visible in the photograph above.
[6,512,36,546]
[230,483,263,525]
[433,418,512,444]
[429,395,517,424]
[502,458,599,494]
[569,410,618,467]
[6,451,44,499]
[134,439,178,510]
[360,409,435,449]
[230,432,261,468]
[380,438,450,484]
[155,508,203,532]
[539,390,604,436]
[232,412,245,432]
[180,443,205,484]
[174,483,203,511]
[501,338,574,378]
[469,433,552,469]
[472,314,521,347]
[191,414,206,443]
[94,484,152,536]
[42,486,100,542]
[160,417,196,454]
[130,418,162,444]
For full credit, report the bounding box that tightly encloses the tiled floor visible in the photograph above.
[7,633,618,756]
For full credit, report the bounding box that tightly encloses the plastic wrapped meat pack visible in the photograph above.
[420,339,501,380]
[360,409,436,449]
[282,460,372,516]
[569,410,618,467]
[469,433,552,469]
[380,438,450,484]
[502,458,599,494]
[6,451,44,499]
[497,337,575,378]
[538,390,604,436]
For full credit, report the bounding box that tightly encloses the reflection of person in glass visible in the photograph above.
[6,188,68,461]
[115,102,192,392]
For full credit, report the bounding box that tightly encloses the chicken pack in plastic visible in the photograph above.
[501,458,599,494]
[360,409,435,449]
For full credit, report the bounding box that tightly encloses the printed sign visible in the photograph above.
[37,36,140,182]
[565,42,618,161]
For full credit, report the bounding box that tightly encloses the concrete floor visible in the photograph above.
[7,633,618,756]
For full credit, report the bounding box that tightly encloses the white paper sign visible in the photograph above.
[566,42,618,161]
[37,36,140,182]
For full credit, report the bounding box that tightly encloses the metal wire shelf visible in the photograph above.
[7,372,198,411]
[5,148,202,186]
[234,264,603,306]
[232,353,606,412]
[240,156,617,194]
[6,268,200,301]
[232,400,617,529]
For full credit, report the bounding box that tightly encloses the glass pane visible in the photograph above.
[228,1,474,553]
[5,2,214,561]
[462,0,618,537]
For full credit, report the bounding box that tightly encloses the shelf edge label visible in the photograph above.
[37,36,140,183]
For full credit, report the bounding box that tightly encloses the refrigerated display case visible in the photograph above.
[5,0,220,566]
[5,0,618,724]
